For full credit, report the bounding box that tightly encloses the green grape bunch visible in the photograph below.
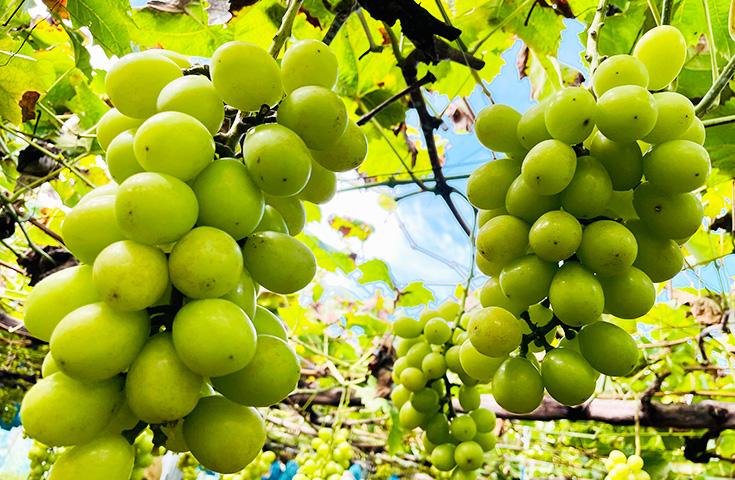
[603,450,650,480]
[391,300,498,479]
[18,38,368,479]
[27,440,58,480]
[294,427,354,480]
[462,24,706,415]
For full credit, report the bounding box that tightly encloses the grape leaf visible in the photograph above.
[66,0,133,56]
[358,259,395,288]
[0,51,55,125]
[396,281,434,307]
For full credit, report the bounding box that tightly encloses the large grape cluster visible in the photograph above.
[463,25,706,414]
[391,300,498,479]
[293,427,354,480]
[19,39,367,479]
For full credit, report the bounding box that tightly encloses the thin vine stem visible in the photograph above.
[695,54,735,116]
[660,0,674,24]
[268,0,304,58]
[0,195,54,263]
[702,114,735,127]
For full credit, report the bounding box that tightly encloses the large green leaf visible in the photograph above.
[66,0,133,56]
[358,259,395,288]
[0,44,56,125]
[396,281,435,307]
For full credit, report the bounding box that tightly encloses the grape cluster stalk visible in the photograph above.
[18,39,368,479]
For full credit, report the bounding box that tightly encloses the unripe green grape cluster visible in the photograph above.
[604,450,650,480]
[27,440,58,480]
[293,427,353,480]
[20,39,367,478]
[129,429,154,480]
[464,25,705,415]
[390,301,497,479]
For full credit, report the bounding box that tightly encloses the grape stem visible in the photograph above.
[584,0,610,73]
[268,0,304,58]
[660,0,674,24]
[702,114,735,127]
[695,54,735,116]
[322,0,358,46]
[356,72,437,126]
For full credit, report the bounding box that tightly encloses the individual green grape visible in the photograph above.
[398,401,427,429]
[61,194,126,264]
[458,385,481,411]
[184,396,266,474]
[92,240,169,311]
[211,334,300,407]
[105,129,144,183]
[241,231,317,294]
[430,443,457,471]
[105,52,182,119]
[475,104,525,153]
[454,441,484,471]
[392,357,409,382]
[399,367,427,391]
[505,176,562,223]
[676,116,705,144]
[50,303,149,381]
[394,316,423,338]
[475,431,497,451]
[242,124,313,196]
[577,220,638,276]
[49,435,134,480]
[516,102,551,149]
[424,317,451,344]
[470,408,497,433]
[265,194,306,234]
[544,87,596,144]
[499,254,557,306]
[277,86,348,150]
[598,267,655,319]
[578,321,639,376]
[156,49,191,67]
[467,307,522,357]
[253,205,289,234]
[595,86,658,142]
[21,373,123,446]
[79,183,119,204]
[405,342,431,367]
[172,299,257,377]
[41,353,59,378]
[96,108,143,151]
[492,357,543,414]
[592,54,650,96]
[134,111,214,181]
[411,388,440,413]
[521,139,577,194]
[424,413,452,444]
[477,207,507,227]
[467,158,522,209]
[250,306,288,340]
[633,25,687,90]
[395,336,424,357]
[24,265,99,342]
[450,415,477,442]
[115,172,198,245]
[125,333,203,423]
[627,220,683,282]
[169,226,243,298]
[211,41,283,111]
[475,215,529,274]
[588,132,643,191]
[422,351,447,379]
[156,75,224,134]
[478,276,525,316]
[541,348,597,406]
[281,39,338,93]
[529,210,582,262]
[560,155,613,219]
[549,263,604,327]
[310,120,368,172]
[192,158,264,240]
[300,158,337,204]
[642,140,710,193]
[391,385,411,408]
[642,92,695,144]
[633,182,703,239]
[221,269,258,319]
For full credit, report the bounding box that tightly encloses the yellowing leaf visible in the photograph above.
[0,50,55,125]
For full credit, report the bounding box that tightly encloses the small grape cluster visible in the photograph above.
[28,441,57,480]
[224,450,277,480]
[293,427,353,480]
[604,451,650,480]
[391,301,498,479]
[130,429,154,480]
[462,25,706,414]
[20,39,368,478]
